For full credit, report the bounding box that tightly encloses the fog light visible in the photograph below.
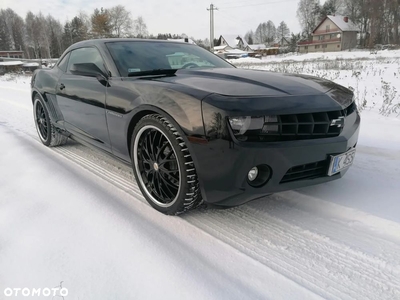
[248,167,259,181]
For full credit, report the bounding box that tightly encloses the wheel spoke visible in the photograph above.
[159,167,179,181]
[158,174,176,199]
[159,171,179,188]
[135,125,181,206]
[156,142,169,161]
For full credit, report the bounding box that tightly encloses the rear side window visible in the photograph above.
[57,52,70,72]
[67,47,106,75]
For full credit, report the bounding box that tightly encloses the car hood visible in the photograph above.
[164,68,350,98]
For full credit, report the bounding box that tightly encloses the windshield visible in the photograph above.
[106,41,234,77]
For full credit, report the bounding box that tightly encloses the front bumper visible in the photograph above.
[190,105,361,207]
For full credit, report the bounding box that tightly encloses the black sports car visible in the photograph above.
[31,38,360,215]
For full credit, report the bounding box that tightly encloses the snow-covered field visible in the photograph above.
[231,50,400,118]
[1,50,400,299]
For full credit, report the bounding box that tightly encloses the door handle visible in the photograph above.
[59,83,65,90]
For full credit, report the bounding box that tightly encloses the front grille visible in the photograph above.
[237,102,357,142]
[280,160,329,183]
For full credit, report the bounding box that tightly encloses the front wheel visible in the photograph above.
[131,114,203,215]
[33,95,68,147]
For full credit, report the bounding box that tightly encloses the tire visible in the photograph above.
[33,95,68,147]
[131,114,203,215]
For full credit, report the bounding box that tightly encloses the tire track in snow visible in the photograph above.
[1,89,400,300]
[52,142,400,300]
[186,208,400,300]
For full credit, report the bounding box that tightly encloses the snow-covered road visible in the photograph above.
[1,76,400,300]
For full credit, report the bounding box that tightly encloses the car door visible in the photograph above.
[56,46,111,152]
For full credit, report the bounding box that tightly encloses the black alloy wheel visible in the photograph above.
[33,96,68,147]
[35,100,49,143]
[132,114,203,215]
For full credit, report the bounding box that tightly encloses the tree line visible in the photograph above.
[244,21,291,46]
[0,6,203,59]
[297,0,400,47]
[243,21,303,53]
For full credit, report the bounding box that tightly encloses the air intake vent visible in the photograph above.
[280,160,329,183]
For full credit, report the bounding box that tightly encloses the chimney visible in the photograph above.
[344,16,349,23]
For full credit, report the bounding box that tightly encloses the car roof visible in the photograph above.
[68,38,194,50]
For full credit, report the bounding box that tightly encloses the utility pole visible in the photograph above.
[207,4,218,50]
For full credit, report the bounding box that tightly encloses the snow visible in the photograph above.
[248,44,267,50]
[1,50,400,299]
[231,49,400,64]
[0,61,23,66]
[167,38,197,45]
[327,15,360,32]
[22,62,40,67]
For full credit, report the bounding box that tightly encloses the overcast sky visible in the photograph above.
[1,0,314,40]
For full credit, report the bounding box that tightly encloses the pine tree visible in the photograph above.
[277,21,290,45]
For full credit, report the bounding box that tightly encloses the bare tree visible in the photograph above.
[265,21,277,43]
[46,15,64,57]
[244,30,254,44]
[255,23,265,44]
[319,0,344,21]
[0,10,12,51]
[109,5,132,37]
[297,0,321,37]
[277,21,290,45]
[5,9,25,52]
[133,16,148,38]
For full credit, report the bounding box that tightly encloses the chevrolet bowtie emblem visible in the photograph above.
[330,116,345,128]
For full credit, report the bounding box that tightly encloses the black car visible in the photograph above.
[31,38,360,215]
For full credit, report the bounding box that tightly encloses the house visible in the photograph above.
[244,44,266,52]
[216,34,248,51]
[167,38,197,45]
[0,50,24,59]
[244,44,280,56]
[278,37,290,48]
[298,15,359,53]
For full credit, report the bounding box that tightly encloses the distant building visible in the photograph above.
[244,44,266,52]
[216,35,248,51]
[244,44,280,56]
[298,15,359,53]
[167,38,197,45]
[0,50,24,59]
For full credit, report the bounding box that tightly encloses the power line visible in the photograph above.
[215,0,284,6]
[221,0,297,9]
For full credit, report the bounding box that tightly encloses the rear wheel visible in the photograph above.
[131,114,203,215]
[33,95,68,147]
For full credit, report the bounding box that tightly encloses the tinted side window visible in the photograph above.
[67,47,106,75]
[57,52,70,72]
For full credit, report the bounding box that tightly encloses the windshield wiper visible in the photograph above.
[127,69,178,77]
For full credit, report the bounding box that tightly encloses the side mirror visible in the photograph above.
[70,63,107,80]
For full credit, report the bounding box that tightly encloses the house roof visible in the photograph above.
[167,38,196,45]
[247,44,267,50]
[214,45,229,51]
[220,34,248,48]
[226,49,248,54]
[314,15,359,33]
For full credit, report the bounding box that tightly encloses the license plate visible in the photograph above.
[327,148,356,176]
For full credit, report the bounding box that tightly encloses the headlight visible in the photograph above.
[228,116,266,135]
